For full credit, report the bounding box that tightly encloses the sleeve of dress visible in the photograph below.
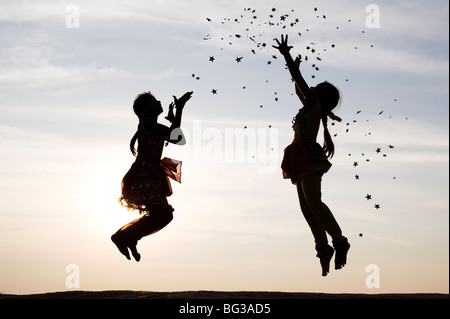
[160,157,182,183]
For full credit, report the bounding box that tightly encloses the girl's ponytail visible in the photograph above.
[322,115,335,159]
[317,82,341,159]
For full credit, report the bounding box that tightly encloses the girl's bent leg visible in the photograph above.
[111,206,174,261]
[114,211,173,242]
[138,208,174,237]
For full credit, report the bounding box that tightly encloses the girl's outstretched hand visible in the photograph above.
[173,91,193,109]
[273,34,293,56]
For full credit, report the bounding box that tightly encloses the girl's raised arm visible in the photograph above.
[273,35,313,106]
[141,92,192,146]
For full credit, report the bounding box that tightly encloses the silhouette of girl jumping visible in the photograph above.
[273,35,350,276]
[111,91,193,261]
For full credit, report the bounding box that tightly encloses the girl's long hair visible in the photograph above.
[318,82,341,159]
[130,131,139,157]
[129,92,157,156]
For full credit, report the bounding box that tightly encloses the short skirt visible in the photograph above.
[119,157,181,214]
[281,138,331,184]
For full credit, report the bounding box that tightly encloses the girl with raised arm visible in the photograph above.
[111,91,193,262]
[273,35,349,276]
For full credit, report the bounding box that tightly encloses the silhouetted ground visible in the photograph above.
[1,290,448,299]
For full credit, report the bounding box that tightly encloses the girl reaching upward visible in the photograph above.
[111,91,193,261]
[273,35,350,277]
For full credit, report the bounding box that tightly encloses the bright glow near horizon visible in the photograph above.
[0,0,448,294]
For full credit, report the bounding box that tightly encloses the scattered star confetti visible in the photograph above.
[198,7,405,219]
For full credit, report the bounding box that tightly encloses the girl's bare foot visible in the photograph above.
[316,245,334,277]
[111,234,131,260]
[333,238,350,270]
[129,244,141,262]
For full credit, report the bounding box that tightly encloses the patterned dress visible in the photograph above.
[119,122,181,215]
